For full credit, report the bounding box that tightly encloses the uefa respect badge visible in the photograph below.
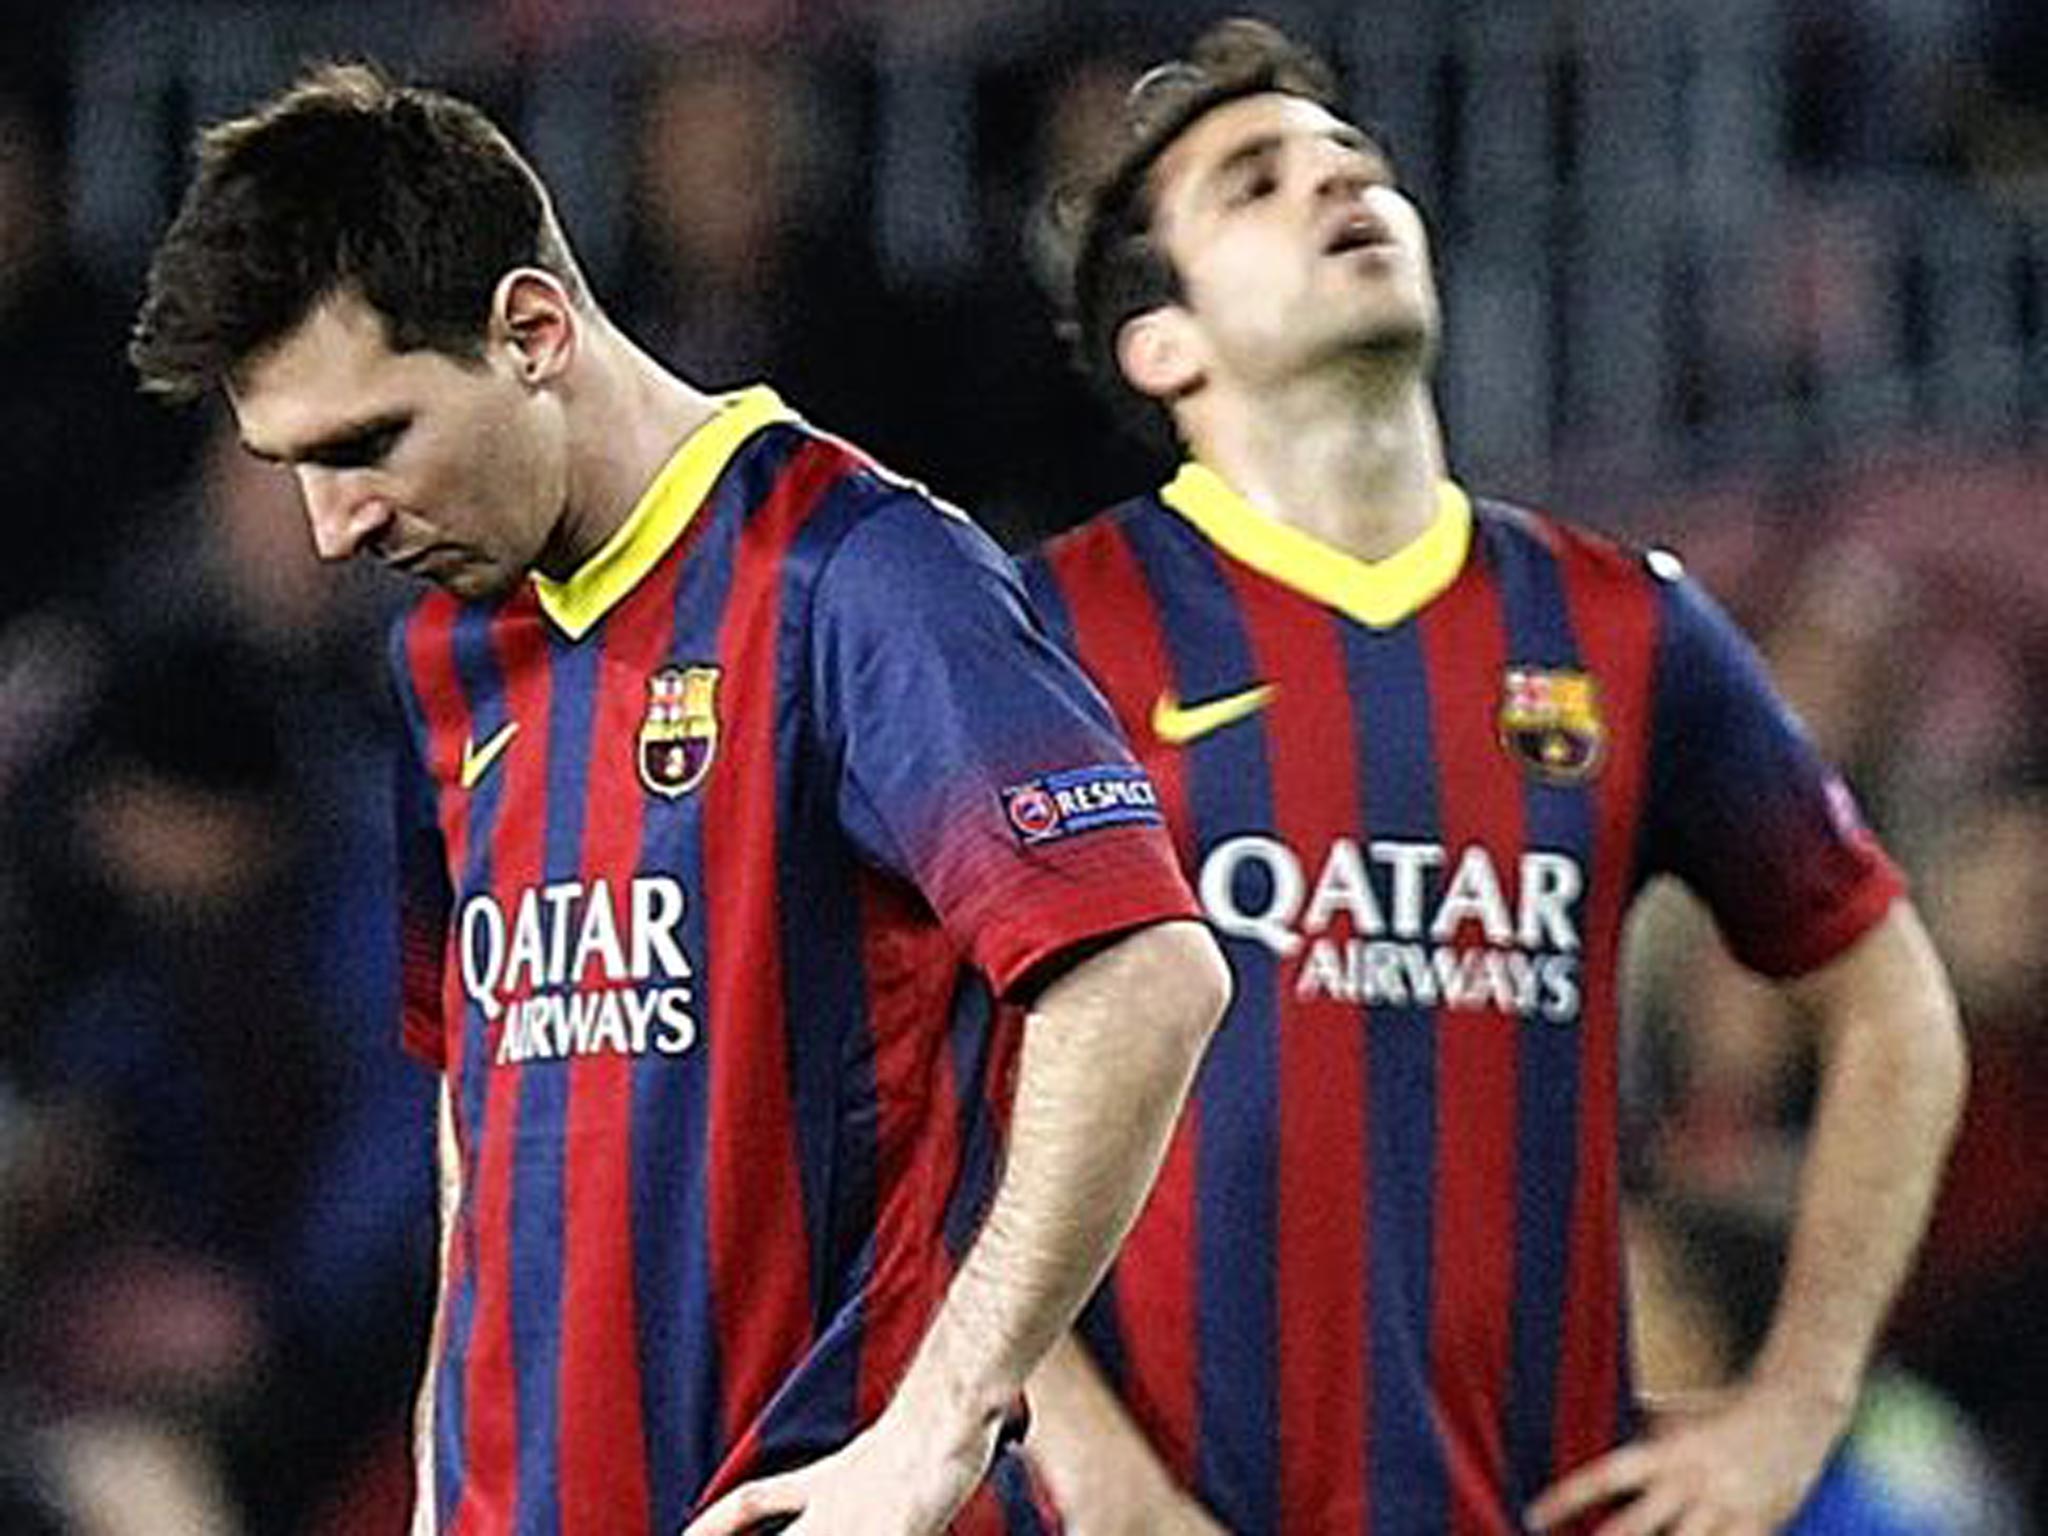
[1001,764,1163,845]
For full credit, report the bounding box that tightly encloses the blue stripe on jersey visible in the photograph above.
[1122,510,1283,1532]
[439,600,512,1530]
[633,452,757,1518]
[761,450,882,1462]
[1342,619,1449,1535]
[1017,557,1080,657]
[783,464,887,1310]
[987,1449,1052,1535]
[1480,509,1595,1510]
[499,627,600,1534]
[1075,1276,1129,1400]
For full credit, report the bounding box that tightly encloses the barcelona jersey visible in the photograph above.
[390,388,1196,1534]
[1019,464,1904,1536]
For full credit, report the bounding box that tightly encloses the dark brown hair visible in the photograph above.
[131,62,585,401]
[1041,19,1346,443]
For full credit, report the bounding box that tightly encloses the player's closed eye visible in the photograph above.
[310,419,407,470]
[1227,171,1277,207]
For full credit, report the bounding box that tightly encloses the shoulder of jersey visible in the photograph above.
[796,423,981,528]
[1027,497,1158,577]
[1479,495,1687,588]
[1643,548,1686,582]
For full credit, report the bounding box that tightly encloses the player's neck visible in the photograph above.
[542,320,722,581]
[1184,373,1446,564]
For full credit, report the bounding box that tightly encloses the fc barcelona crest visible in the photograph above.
[1499,667,1604,783]
[639,665,720,799]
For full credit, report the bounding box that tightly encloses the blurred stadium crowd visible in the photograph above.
[1,0,2045,1530]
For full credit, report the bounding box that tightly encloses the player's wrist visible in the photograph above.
[882,1340,1014,1461]
[1739,1362,1859,1436]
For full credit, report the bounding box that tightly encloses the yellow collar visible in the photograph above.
[1159,462,1472,629]
[533,385,795,639]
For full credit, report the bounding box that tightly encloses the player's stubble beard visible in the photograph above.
[1321,310,1438,408]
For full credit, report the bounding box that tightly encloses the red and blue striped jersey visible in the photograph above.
[390,388,1196,1535]
[1018,464,1904,1536]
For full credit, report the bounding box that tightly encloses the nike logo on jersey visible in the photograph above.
[1151,684,1274,745]
[460,722,519,789]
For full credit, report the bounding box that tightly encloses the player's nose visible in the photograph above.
[299,468,392,562]
[1311,157,1371,207]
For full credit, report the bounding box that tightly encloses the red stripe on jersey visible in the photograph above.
[405,596,465,1070]
[403,597,475,1527]
[852,870,962,1422]
[451,597,553,1534]
[1039,524,1200,1483]
[856,898,1020,1536]
[1043,524,1197,872]
[701,443,848,1458]
[1419,560,1523,1534]
[1550,545,1658,1487]
[950,1491,1013,1536]
[552,555,690,1533]
[1219,561,1371,1533]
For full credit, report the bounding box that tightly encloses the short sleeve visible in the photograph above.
[808,496,1197,995]
[1640,572,1903,978]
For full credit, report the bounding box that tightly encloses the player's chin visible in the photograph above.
[1338,313,1436,373]
[434,561,518,602]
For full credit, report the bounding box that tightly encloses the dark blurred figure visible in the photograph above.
[613,41,934,473]
[0,1444,68,1535]
[1,410,435,1534]
[619,43,818,384]
[610,32,1160,549]
[0,625,319,1535]
[0,64,193,621]
[910,37,1169,545]
[1785,0,1912,177]
[4,624,433,1536]
[0,50,243,1522]
[1949,0,2048,205]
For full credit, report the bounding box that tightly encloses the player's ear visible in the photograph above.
[1116,305,1204,403]
[492,268,577,385]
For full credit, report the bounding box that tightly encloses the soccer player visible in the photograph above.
[1016,20,1966,1536]
[129,65,1229,1536]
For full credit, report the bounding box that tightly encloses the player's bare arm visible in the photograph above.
[685,918,1229,1536]
[1023,1333,1228,1535]
[408,1083,461,1536]
[1528,901,1965,1535]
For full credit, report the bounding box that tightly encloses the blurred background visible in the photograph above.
[0,0,2042,1530]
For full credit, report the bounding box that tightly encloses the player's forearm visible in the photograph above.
[887,920,1227,1443]
[1751,903,1965,1414]
[1025,1333,1188,1519]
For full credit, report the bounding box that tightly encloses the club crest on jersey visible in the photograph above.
[639,665,720,799]
[1499,667,1604,782]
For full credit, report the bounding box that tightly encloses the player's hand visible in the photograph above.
[1525,1381,1849,1535]
[680,1404,1001,1536]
